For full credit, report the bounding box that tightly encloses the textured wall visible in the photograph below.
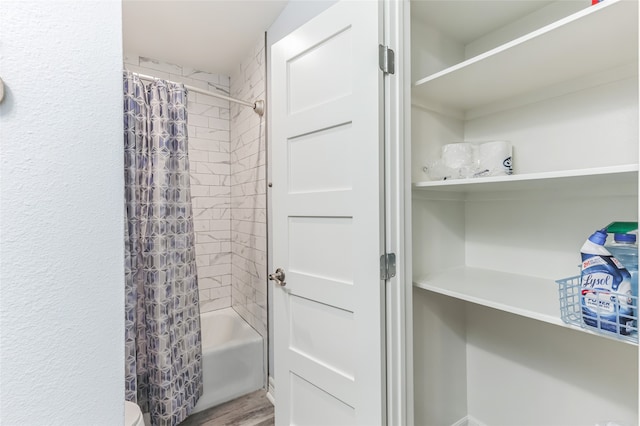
[0,2,124,424]
[124,55,233,313]
[230,37,268,340]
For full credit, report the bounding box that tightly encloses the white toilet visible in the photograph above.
[125,401,145,426]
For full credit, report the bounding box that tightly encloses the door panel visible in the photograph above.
[288,216,353,281]
[271,1,384,424]
[287,27,353,114]
[290,373,356,426]
[289,295,355,378]
[288,123,353,194]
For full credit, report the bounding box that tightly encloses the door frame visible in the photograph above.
[382,1,413,425]
[264,0,413,424]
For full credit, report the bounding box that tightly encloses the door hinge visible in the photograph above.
[378,44,395,75]
[380,253,397,280]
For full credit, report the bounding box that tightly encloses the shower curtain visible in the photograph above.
[123,71,203,426]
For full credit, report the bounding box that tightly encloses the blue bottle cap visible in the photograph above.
[614,233,637,243]
[588,228,608,245]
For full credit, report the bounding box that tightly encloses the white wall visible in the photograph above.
[0,1,124,425]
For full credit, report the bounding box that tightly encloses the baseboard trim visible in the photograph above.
[467,415,487,426]
[266,376,275,406]
[451,415,487,426]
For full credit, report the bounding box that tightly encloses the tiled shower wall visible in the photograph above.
[230,38,268,339]
[124,54,233,313]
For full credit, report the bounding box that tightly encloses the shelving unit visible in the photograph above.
[409,0,639,424]
[413,164,638,193]
[412,0,638,114]
[414,267,637,346]
[414,267,561,324]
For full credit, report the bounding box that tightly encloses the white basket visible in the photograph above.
[557,275,638,344]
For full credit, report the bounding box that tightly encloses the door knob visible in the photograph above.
[269,268,286,287]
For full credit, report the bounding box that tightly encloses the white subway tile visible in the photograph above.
[232,289,247,306]
[208,185,231,197]
[140,56,182,75]
[188,103,220,117]
[190,185,210,197]
[196,127,230,142]
[200,297,231,313]
[233,195,265,210]
[189,173,219,187]
[209,252,232,265]
[125,64,171,80]
[209,117,230,131]
[198,242,225,255]
[198,289,211,302]
[196,230,229,246]
[230,167,258,186]
[205,163,231,176]
[183,69,221,85]
[198,263,232,277]
[231,209,266,224]
[170,74,210,90]
[211,208,231,220]
[189,138,221,153]
[187,149,209,162]
[231,138,261,163]
[208,219,230,232]
[193,220,210,232]
[211,286,232,299]
[206,152,231,165]
[199,277,223,290]
[197,231,231,244]
[194,197,230,210]
[196,233,222,246]
[196,254,210,267]
[217,142,231,155]
[188,114,210,128]
[196,92,229,108]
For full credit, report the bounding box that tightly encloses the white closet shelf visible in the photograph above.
[413,164,638,193]
[412,0,638,112]
[413,266,637,345]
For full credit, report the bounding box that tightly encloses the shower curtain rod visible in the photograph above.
[132,72,264,117]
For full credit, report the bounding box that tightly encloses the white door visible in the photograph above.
[270,1,385,425]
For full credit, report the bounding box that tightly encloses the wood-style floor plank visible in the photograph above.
[180,390,274,426]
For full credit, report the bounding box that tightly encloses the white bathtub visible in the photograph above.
[191,307,264,414]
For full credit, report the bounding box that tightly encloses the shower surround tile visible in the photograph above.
[125,41,267,327]
[125,54,232,314]
[230,37,268,341]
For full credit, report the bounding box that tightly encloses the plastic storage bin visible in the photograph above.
[557,275,638,344]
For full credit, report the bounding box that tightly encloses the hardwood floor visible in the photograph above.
[180,390,274,426]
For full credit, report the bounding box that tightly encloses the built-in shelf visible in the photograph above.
[413,266,637,345]
[413,164,639,193]
[412,0,638,113]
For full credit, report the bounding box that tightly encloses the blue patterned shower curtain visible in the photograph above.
[123,71,202,426]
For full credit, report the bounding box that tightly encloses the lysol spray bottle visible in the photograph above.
[580,228,634,335]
